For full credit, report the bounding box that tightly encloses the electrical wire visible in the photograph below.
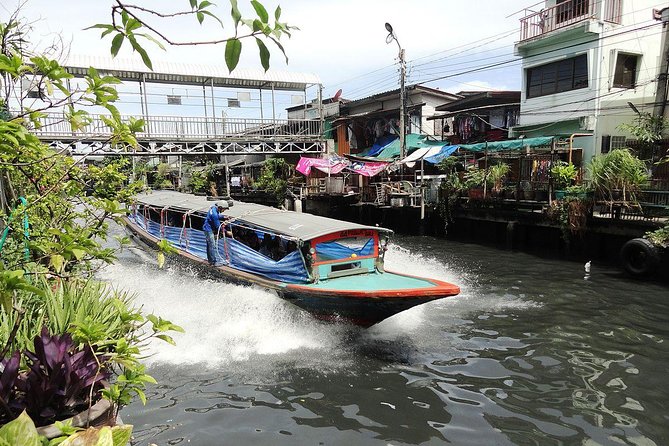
[333,1,665,98]
[414,24,663,86]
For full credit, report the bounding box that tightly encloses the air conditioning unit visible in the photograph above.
[167,95,182,105]
[227,98,240,108]
[22,78,44,99]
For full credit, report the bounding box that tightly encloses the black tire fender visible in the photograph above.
[620,238,660,277]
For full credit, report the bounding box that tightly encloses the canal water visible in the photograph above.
[100,235,669,445]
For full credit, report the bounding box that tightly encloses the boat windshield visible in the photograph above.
[313,231,377,264]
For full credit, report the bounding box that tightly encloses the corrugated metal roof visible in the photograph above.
[345,85,461,109]
[133,190,391,240]
[62,55,321,91]
[435,91,520,112]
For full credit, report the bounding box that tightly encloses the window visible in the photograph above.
[613,53,639,88]
[556,0,589,24]
[611,136,627,150]
[526,54,588,98]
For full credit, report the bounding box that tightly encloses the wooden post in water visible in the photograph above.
[420,158,425,220]
[483,142,489,199]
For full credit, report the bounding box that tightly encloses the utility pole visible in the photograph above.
[385,22,407,176]
[653,7,669,129]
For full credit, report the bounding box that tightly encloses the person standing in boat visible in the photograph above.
[203,202,228,265]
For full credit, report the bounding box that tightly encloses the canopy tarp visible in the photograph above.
[375,134,450,160]
[129,213,310,283]
[460,136,554,152]
[296,155,349,176]
[347,160,389,177]
[358,134,398,157]
[423,145,460,165]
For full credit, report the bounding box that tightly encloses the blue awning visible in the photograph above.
[423,145,460,164]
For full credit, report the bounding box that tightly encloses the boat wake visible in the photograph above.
[99,239,538,371]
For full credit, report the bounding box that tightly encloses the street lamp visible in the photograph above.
[385,22,407,172]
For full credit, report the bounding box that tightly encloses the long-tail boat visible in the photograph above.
[124,191,459,327]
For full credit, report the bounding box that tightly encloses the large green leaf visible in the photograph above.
[255,38,270,72]
[250,0,269,23]
[224,38,242,72]
[111,33,124,57]
[230,0,242,29]
[0,411,41,446]
[112,424,132,446]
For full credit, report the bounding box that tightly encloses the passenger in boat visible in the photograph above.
[202,202,228,265]
[259,234,273,258]
[269,235,282,260]
[247,231,261,250]
[286,240,298,255]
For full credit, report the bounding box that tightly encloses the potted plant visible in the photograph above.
[551,161,578,199]
[488,163,510,197]
[0,278,183,440]
[463,168,486,200]
[588,149,649,205]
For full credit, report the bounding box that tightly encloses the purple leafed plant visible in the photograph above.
[0,351,20,419]
[3,327,109,426]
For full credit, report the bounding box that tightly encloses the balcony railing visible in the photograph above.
[30,113,323,142]
[519,0,622,42]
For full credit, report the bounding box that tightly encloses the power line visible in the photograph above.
[415,21,663,86]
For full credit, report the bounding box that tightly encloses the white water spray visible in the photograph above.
[99,239,534,368]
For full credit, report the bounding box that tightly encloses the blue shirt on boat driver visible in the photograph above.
[203,205,226,233]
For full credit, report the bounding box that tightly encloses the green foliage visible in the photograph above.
[0,277,183,424]
[0,278,135,359]
[87,1,298,72]
[188,169,207,194]
[152,162,175,190]
[588,149,649,204]
[0,411,132,446]
[547,196,590,243]
[437,173,464,226]
[84,158,144,202]
[462,168,487,189]
[185,163,214,194]
[551,161,578,190]
[645,224,669,248]
[255,158,290,203]
[0,412,41,446]
[618,112,666,145]
[488,163,510,194]
[156,239,178,268]
[436,157,458,174]
[0,31,144,281]
[0,21,184,428]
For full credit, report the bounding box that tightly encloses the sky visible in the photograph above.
[2,0,534,114]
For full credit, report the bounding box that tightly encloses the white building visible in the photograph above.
[510,0,666,160]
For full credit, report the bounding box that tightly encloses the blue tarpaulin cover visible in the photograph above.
[423,145,460,164]
[316,238,374,261]
[129,213,309,283]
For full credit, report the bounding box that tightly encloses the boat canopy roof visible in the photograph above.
[133,191,392,241]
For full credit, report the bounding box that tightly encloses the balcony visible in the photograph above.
[30,113,323,142]
[519,0,622,42]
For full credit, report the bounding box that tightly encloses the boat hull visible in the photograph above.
[123,216,459,327]
[280,287,451,327]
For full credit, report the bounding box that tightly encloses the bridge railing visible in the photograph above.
[31,113,323,141]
